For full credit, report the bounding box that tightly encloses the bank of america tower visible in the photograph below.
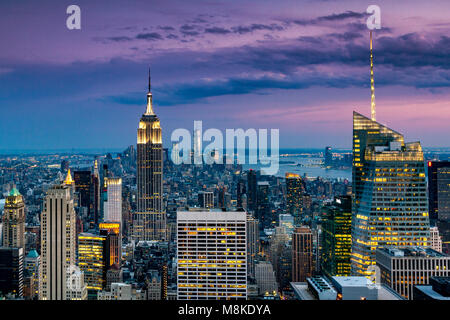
[351,32,430,276]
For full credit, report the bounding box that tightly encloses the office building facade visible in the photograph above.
[177,210,247,300]
[351,112,430,276]
[321,196,352,277]
[376,247,450,300]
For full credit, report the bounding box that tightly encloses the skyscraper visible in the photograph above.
[104,177,122,224]
[236,179,246,210]
[351,112,430,276]
[177,209,247,300]
[428,161,450,253]
[285,173,305,225]
[99,222,121,266]
[256,181,270,230]
[91,161,101,226]
[73,170,92,211]
[292,226,313,282]
[324,146,332,167]
[39,173,76,300]
[78,232,108,299]
[0,247,24,298]
[351,32,430,276]
[246,214,259,278]
[133,69,166,241]
[247,170,257,213]
[321,196,352,277]
[2,188,25,249]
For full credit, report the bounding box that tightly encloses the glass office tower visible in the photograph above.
[351,111,430,276]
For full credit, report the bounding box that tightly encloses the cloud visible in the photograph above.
[231,23,285,34]
[292,10,366,26]
[106,36,133,42]
[317,10,366,21]
[180,24,201,36]
[136,32,164,41]
[158,26,175,31]
[204,27,231,35]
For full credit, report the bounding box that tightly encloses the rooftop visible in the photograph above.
[9,188,21,197]
[26,249,39,258]
[331,276,370,287]
[414,285,450,300]
[379,247,447,258]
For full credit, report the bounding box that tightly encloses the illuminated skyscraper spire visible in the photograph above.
[134,69,166,241]
[64,169,74,185]
[370,31,376,121]
[145,67,154,115]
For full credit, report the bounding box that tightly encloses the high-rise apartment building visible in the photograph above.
[292,226,313,282]
[321,196,352,277]
[376,247,450,300]
[2,188,25,249]
[177,209,247,300]
[39,174,76,300]
[133,69,166,241]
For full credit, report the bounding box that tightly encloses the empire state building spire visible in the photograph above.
[145,67,154,115]
[370,31,376,121]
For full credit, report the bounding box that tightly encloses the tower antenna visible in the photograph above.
[370,31,376,121]
[148,67,151,93]
[145,67,154,115]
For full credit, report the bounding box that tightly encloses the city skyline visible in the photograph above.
[1,0,450,305]
[0,0,449,150]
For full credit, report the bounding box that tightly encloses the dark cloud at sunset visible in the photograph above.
[0,0,449,150]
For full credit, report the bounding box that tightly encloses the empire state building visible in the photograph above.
[132,69,166,241]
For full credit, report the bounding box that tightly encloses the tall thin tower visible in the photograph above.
[2,188,25,249]
[133,68,166,241]
[39,173,77,300]
[370,31,376,121]
[350,32,430,276]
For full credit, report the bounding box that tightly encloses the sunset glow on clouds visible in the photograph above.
[0,0,449,150]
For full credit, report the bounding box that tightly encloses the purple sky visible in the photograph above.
[0,0,449,150]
